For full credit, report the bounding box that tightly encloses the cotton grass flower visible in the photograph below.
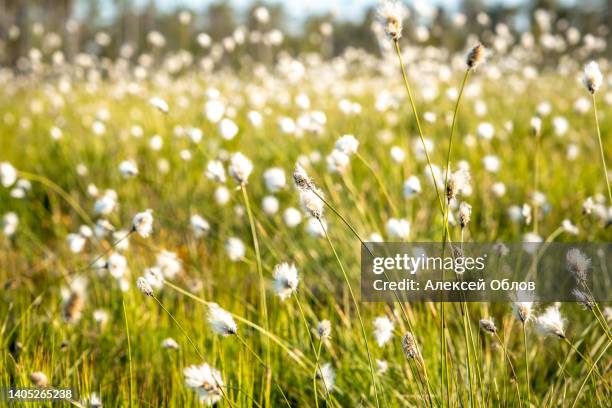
[335,134,359,155]
[318,320,332,339]
[2,212,18,236]
[566,248,591,284]
[583,61,603,94]
[386,218,410,239]
[119,160,138,178]
[283,207,302,228]
[512,290,535,323]
[205,160,226,183]
[225,237,245,261]
[377,0,407,41]
[149,96,169,113]
[458,202,472,229]
[317,363,336,392]
[143,266,164,290]
[479,318,497,333]
[67,233,86,253]
[326,149,350,174]
[272,262,299,300]
[162,337,180,350]
[447,168,471,202]
[401,331,419,359]
[106,252,128,279]
[0,162,17,187]
[293,163,313,190]
[299,188,324,219]
[207,303,237,336]
[263,167,286,193]
[228,152,253,185]
[572,288,595,310]
[535,305,566,338]
[190,214,210,238]
[137,276,154,296]
[94,190,118,215]
[156,250,182,279]
[219,118,239,140]
[466,43,486,70]
[30,371,49,387]
[403,176,422,198]
[183,363,224,406]
[132,209,153,238]
[373,316,394,346]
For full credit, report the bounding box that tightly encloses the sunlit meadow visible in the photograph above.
[1,1,611,407]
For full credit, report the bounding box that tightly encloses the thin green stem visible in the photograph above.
[240,185,272,406]
[393,39,445,214]
[591,94,612,204]
[293,294,320,404]
[534,131,541,235]
[355,152,398,215]
[122,297,134,408]
[522,323,531,406]
[319,218,380,408]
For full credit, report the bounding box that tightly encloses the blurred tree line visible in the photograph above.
[0,0,610,67]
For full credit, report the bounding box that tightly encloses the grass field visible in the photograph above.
[1,7,612,407]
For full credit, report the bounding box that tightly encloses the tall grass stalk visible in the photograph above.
[590,94,612,204]
[393,38,453,405]
[240,185,272,406]
[355,152,398,215]
[533,128,541,235]
[441,68,471,244]
[522,323,531,406]
[318,218,380,408]
[122,297,134,408]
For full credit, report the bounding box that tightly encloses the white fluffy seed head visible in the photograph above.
[377,0,407,41]
[317,363,335,392]
[317,320,332,339]
[136,277,154,296]
[334,134,359,156]
[149,96,169,113]
[373,316,394,347]
[479,318,497,333]
[30,371,49,387]
[458,202,472,229]
[272,262,299,300]
[293,163,313,190]
[207,303,237,336]
[299,188,324,219]
[228,152,253,185]
[132,209,154,238]
[583,61,603,94]
[535,306,566,338]
[447,168,471,202]
[466,43,486,69]
[566,248,591,284]
[183,363,224,405]
[402,331,419,359]
[514,303,532,323]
